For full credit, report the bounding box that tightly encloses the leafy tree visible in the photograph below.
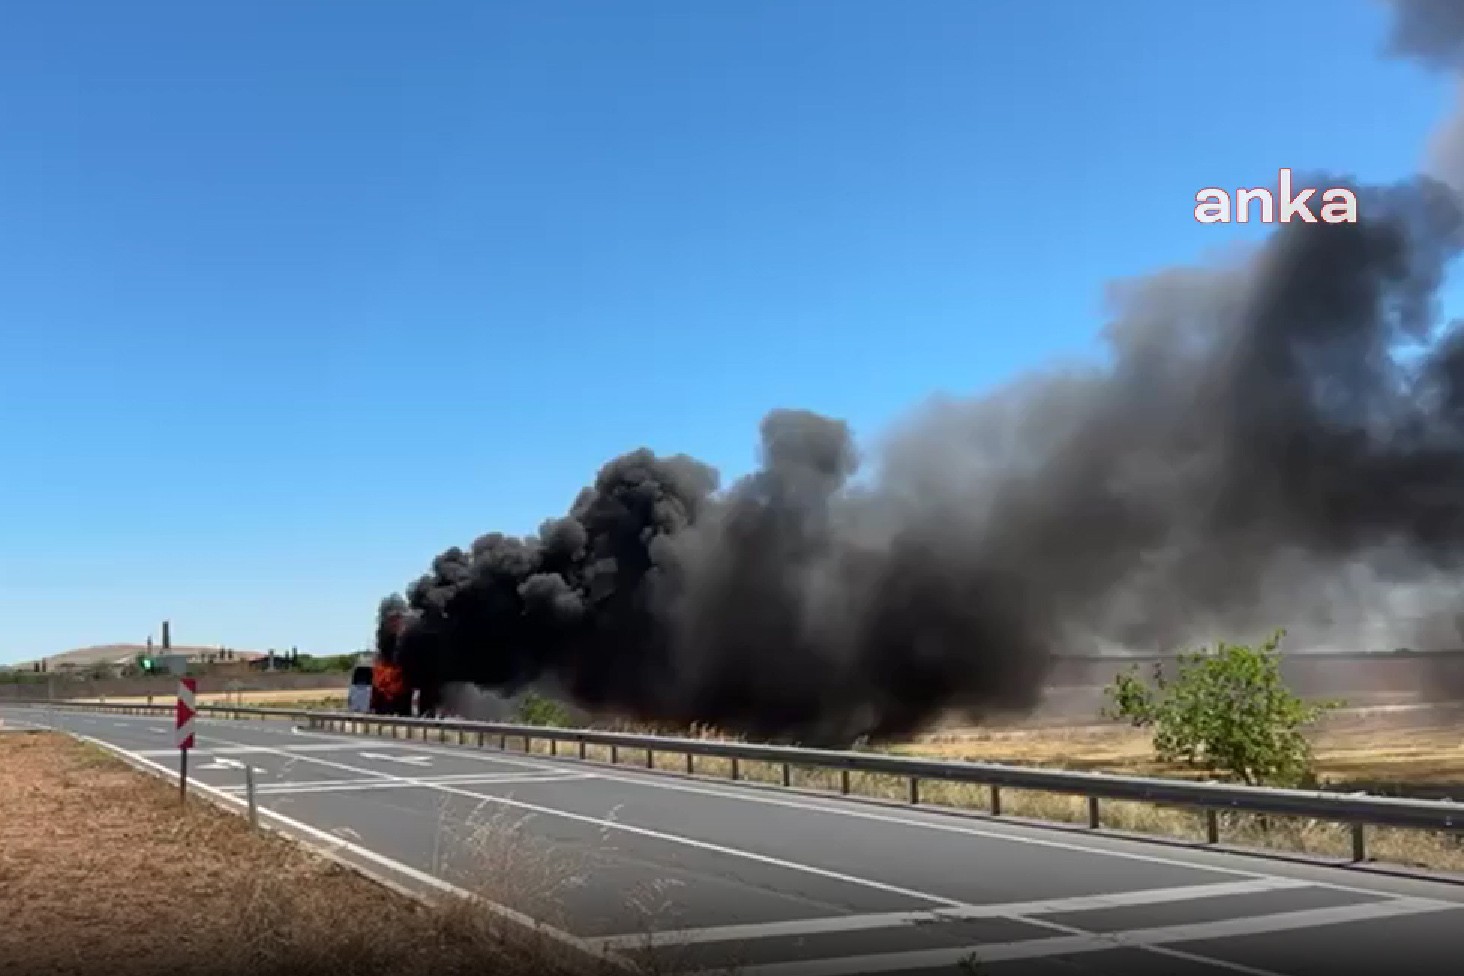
[1102,629,1339,787]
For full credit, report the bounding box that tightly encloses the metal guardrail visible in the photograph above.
[20,699,1464,863]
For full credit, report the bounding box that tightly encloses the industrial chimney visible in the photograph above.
[161,620,171,651]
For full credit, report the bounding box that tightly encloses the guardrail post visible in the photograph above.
[908,777,919,805]
[685,753,694,775]
[477,731,485,748]
[840,769,851,795]
[1087,796,1101,829]
[611,744,620,764]
[990,785,1001,816]
[782,763,791,788]
[1205,809,1220,844]
[499,732,507,750]
[578,739,587,760]
[551,739,559,757]
[730,757,740,780]
[1352,823,1367,862]
[647,749,655,769]
[245,766,258,830]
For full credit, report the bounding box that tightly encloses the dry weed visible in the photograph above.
[0,731,603,976]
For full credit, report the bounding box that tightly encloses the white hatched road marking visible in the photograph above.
[217,771,595,797]
[24,709,1464,976]
[359,751,434,766]
[174,728,1353,976]
[186,729,975,908]
[71,733,635,973]
[28,710,1464,900]
[84,712,1464,903]
[716,897,1464,976]
[132,741,428,757]
[596,876,1313,949]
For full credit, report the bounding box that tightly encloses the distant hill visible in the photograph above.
[5,644,270,671]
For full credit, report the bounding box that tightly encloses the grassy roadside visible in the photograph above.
[0,731,600,976]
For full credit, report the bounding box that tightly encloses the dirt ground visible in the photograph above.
[0,731,595,976]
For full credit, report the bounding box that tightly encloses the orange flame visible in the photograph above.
[373,661,406,700]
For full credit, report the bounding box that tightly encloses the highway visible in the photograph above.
[6,705,1464,976]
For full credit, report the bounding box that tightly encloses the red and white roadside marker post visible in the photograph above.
[176,677,196,803]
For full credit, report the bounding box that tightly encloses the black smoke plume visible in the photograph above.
[1389,0,1464,192]
[375,10,1464,743]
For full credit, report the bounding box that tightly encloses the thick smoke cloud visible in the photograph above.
[1388,0,1464,192]
[375,7,1464,742]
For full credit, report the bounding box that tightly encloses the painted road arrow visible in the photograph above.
[199,757,245,771]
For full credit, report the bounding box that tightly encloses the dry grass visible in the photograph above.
[879,718,1464,873]
[0,731,605,976]
[221,693,350,713]
[891,715,1464,794]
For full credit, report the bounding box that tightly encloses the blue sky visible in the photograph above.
[0,1,1453,663]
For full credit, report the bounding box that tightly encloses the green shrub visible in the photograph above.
[1103,629,1340,787]
[516,691,572,728]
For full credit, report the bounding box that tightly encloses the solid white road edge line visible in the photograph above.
[594,876,1314,948]
[70,733,637,973]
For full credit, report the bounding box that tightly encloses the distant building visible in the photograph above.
[154,654,190,676]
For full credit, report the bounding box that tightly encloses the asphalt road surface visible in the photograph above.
[7,704,1464,976]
